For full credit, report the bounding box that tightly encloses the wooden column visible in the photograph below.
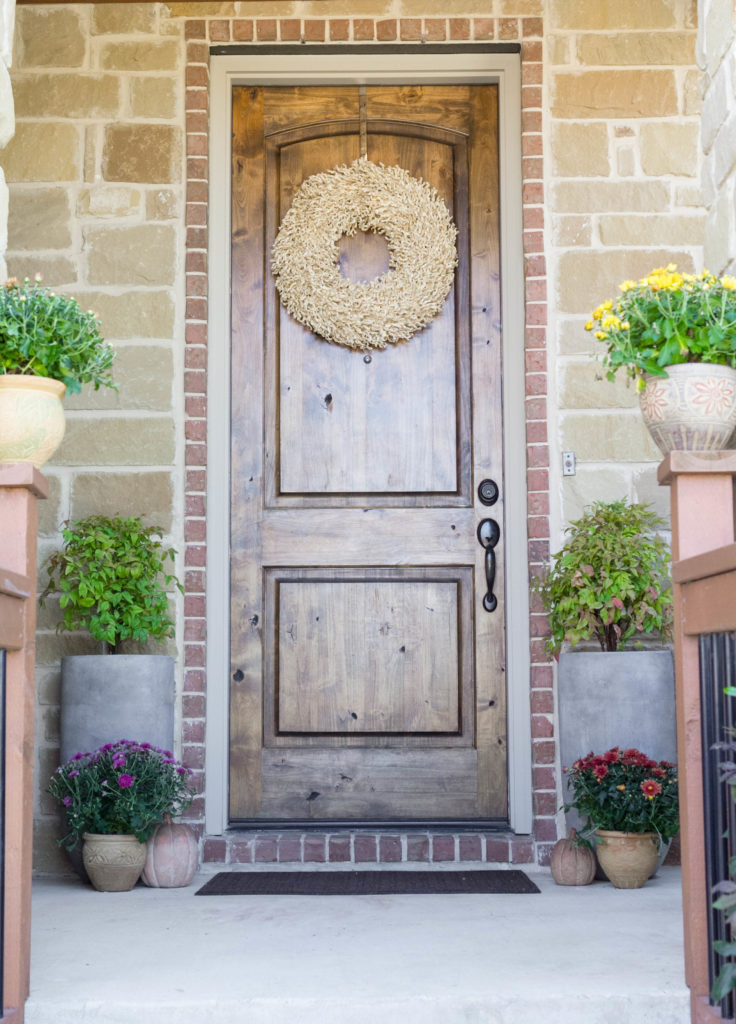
[0,464,47,1024]
[659,452,736,1024]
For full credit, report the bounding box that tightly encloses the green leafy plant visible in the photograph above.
[47,740,195,848]
[566,746,679,846]
[40,515,183,654]
[0,276,115,394]
[587,265,736,385]
[533,499,673,655]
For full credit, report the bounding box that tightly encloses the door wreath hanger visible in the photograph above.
[271,159,458,352]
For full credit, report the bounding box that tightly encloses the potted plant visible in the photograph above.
[47,740,195,891]
[587,265,736,453]
[0,275,115,467]
[40,514,184,764]
[534,500,676,828]
[566,746,679,888]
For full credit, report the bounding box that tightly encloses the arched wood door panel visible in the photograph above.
[229,85,506,824]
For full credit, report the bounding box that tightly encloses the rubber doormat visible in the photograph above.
[195,870,540,895]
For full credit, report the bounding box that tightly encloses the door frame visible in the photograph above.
[205,46,532,835]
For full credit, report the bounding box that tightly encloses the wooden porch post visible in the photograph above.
[0,464,47,1024]
[659,451,736,1024]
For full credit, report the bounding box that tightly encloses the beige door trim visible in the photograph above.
[206,49,531,836]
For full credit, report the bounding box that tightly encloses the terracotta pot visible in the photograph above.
[0,374,66,468]
[639,363,736,455]
[595,830,659,889]
[142,820,199,888]
[82,833,147,892]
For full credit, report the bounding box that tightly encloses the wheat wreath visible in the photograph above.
[271,159,458,352]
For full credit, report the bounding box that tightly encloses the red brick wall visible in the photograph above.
[181,14,554,865]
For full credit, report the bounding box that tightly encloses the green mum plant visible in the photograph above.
[40,515,184,654]
[566,746,679,846]
[47,740,195,848]
[533,499,673,655]
[0,276,115,394]
[587,264,736,386]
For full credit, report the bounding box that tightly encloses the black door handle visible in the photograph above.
[477,517,500,613]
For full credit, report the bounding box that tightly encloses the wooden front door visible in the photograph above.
[229,84,506,824]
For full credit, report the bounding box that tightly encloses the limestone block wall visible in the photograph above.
[698,0,736,274]
[4,4,186,870]
[0,0,15,280]
[547,0,703,528]
[5,0,702,870]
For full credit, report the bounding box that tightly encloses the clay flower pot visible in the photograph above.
[0,374,66,468]
[595,830,659,889]
[82,833,147,892]
[639,363,736,455]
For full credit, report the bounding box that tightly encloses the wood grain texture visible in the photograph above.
[230,85,505,822]
[229,86,265,818]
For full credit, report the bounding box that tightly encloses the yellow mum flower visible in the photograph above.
[619,280,636,292]
[594,331,607,340]
[666,263,677,272]
[601,314,621,330]
[621,321,630,330]
[721,275,736,290]
[602,300,613,310]
[585,321,593,331]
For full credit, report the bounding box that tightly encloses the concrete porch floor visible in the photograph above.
[28,866,690,1024]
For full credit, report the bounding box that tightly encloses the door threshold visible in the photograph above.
[228,819,511,832]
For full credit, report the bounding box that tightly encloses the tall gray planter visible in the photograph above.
[558,649,676,832]
[60,654,175,761]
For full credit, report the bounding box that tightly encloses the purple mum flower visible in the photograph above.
[68,770,79,778]
[176,767,188,775]
[140,743,151,750]
[62,796,72,806]
[111,753,126,769]
[71,752,84,761]
[117,774,134,788]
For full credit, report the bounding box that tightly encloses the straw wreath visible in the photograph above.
[271,159,458,351]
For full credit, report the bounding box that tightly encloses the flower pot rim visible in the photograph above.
[0,373,66,397]
[594,828,658,838]
[82,831,144,842]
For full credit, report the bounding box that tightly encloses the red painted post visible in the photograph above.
[659,452,736,1024]
[0,465,47,1024]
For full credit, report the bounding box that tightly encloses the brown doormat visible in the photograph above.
[195,870,540,896]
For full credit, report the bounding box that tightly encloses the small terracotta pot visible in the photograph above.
[82,833,147,892]
[595,829,659,889]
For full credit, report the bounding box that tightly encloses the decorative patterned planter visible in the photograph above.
[639,363,736,455]
[595,830,659,889]
[82,833,147,892]
[0,374,66,468]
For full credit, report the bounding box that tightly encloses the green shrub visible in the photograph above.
[0,276,115,394]
[41,515,183,654]
[533,499,673,655]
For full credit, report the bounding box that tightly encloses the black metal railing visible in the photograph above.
[700,631,736,1022]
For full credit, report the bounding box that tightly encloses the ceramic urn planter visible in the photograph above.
[639,363,736,455]
[0,374,66,468]
[82,833,147,892]
[594,830,660,889]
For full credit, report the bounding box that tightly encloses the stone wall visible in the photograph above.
[6,0,702,871]
[547,0,702,528]
[698,0,736,274]
[5,4,186,870]
[0,0,15,280]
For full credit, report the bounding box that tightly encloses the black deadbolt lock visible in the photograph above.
[478,479,499,506]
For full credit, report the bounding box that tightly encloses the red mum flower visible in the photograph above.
[641,779,662,800]
[593,763,609,781]
[603,748,621,763]
[652,767,666,778]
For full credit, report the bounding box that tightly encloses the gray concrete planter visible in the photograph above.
[60,654,175,762]
[558,649,676,832]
